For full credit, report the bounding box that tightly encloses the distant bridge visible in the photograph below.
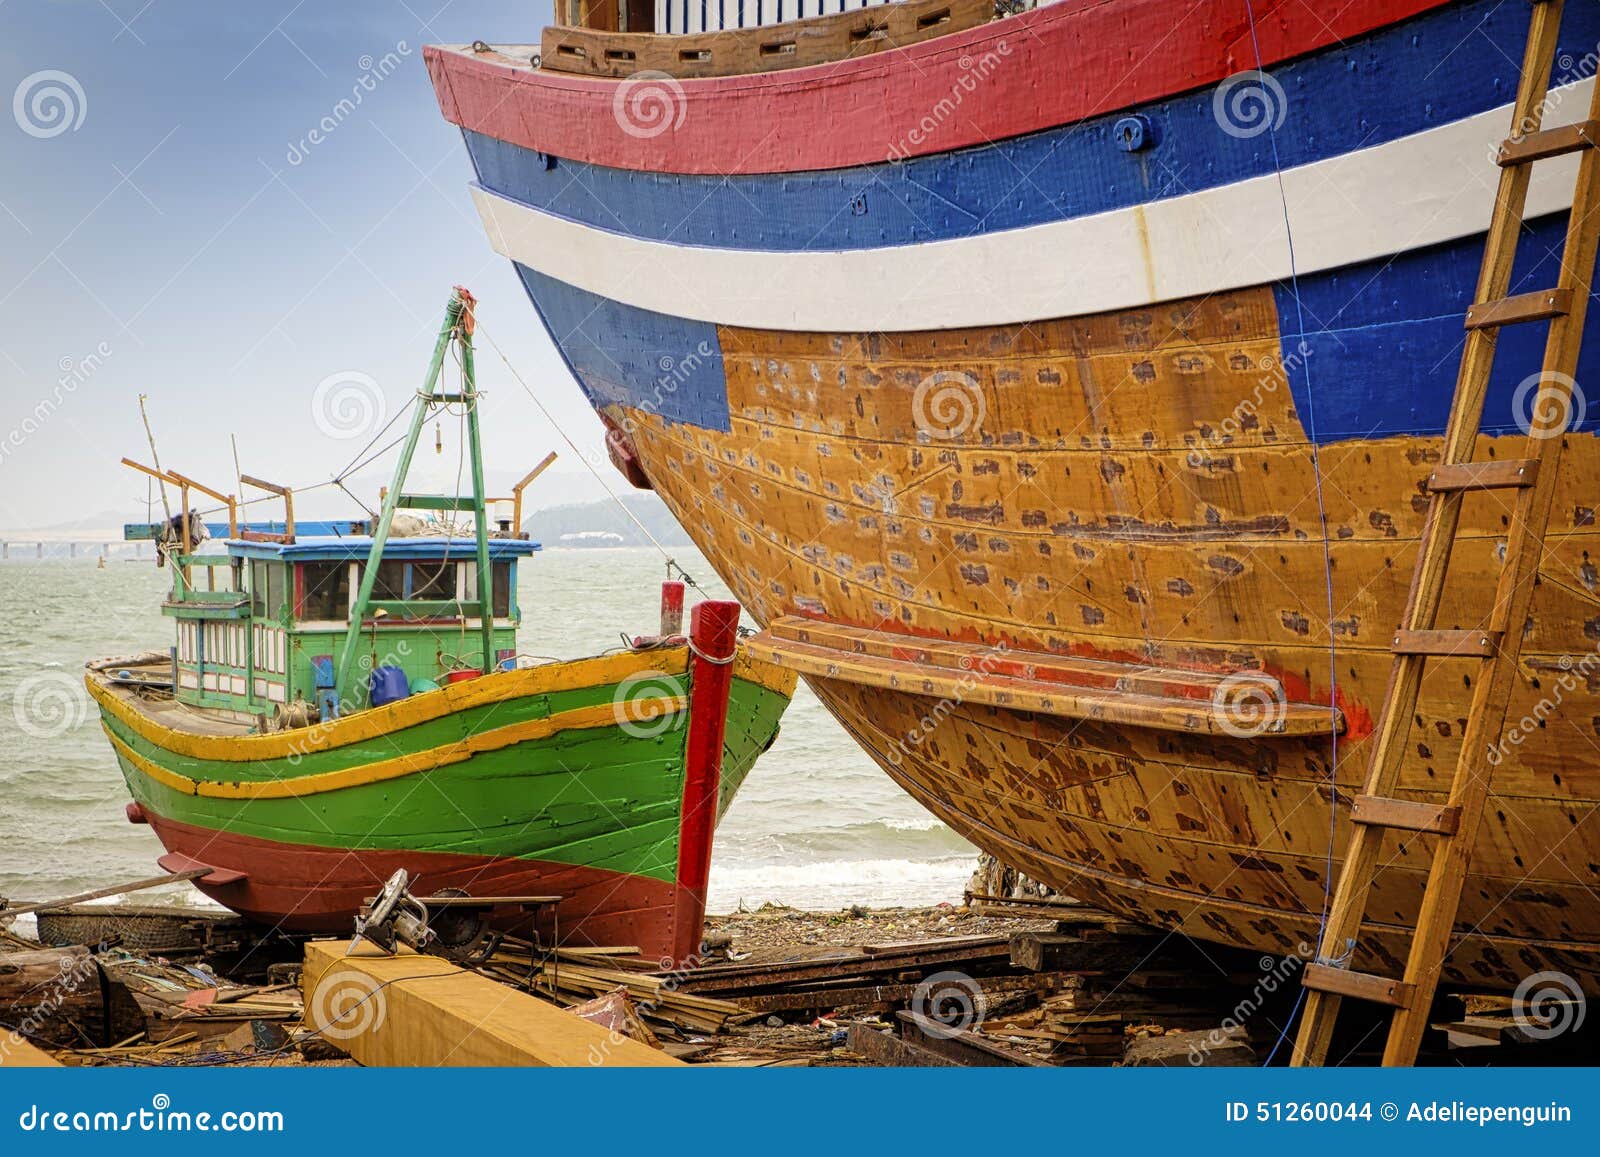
[0,530,153,561]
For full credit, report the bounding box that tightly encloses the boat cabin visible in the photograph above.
[129,523,539,724]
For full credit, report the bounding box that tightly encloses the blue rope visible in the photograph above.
[1234,0,1344,1066]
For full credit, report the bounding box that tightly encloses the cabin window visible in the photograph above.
[408,559,455,601]
[369,559,456,604]
[465,561,513,618]
[299,562,351,621]
[250,561,286,619]
[371,560,409,602]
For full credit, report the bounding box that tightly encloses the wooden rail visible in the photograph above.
[541,0,993,80]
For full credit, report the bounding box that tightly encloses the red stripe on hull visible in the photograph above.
[144,812,682,961]
[426,0,1445,175]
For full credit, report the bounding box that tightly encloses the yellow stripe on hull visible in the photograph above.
[102,696,687,800]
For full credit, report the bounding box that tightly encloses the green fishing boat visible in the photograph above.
[86,288,796,964]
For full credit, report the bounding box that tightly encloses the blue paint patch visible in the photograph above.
[462,0,1600,253]
[512,264,731,432]
[1279,213,1600,442]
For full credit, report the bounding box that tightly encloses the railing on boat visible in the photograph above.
[539,0,994,79]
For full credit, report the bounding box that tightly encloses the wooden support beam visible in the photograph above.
[302,941,680,1067]
[1,869,213,921]
[511,450,559,533]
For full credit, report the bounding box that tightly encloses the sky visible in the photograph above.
[0,0,621,532]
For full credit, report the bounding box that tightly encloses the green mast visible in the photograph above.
[333,287,496,712]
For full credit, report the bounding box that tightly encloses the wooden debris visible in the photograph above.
[1124,1026,1255,1067]
[845,1023,958,1067]
[566,986,661,1049]
[0,945,144,1047]
[0,870,212,922]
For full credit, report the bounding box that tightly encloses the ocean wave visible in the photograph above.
[706,855,973,913]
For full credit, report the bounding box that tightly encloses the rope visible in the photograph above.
[473,314,714,601]
[1238,0,1343,1064]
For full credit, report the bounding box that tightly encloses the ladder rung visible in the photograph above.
[1391,629,1499,657]
[1464,288,1572,330]
[1302,964,1415,1009]
[1350,794,1462,835]
[397,494,476,512]
[1498,119,1600,166]
[1427,459,1539,492]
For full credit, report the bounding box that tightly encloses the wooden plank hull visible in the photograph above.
[88,649,796,962]
[428,0,1600,987]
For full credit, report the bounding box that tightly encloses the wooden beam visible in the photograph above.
[512,450,559,532]
[1,869,213,921]
[302,941,680,1067]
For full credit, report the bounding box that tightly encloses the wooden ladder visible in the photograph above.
[1291,0,1600,1068]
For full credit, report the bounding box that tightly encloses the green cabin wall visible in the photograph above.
[165,554,524,719]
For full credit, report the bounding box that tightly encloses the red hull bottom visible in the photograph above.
[144,811,684,962]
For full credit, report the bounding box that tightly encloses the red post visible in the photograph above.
[669,599,740,967]
[659,580,685,637]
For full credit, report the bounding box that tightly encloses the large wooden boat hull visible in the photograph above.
[429,0,1600,989]
[88,649,796,961]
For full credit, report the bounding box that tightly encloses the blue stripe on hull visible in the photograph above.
[464,0,1600,253]
[513,222,1600,447]
[1278,213,1600,441]
[513,264,731,432]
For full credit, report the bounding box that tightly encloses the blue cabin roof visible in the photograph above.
[224,535,541,563]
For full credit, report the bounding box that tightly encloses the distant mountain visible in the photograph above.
[522,493,693,549]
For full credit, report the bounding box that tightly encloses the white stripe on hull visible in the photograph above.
[472,78,1591,332]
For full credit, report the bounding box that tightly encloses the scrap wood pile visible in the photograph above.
[106,950,303,1045]
[667,901,1293,1067]
[476,938,750,1041]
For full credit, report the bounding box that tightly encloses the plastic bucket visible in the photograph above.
[369,665,411,707]
[445,669,482,684]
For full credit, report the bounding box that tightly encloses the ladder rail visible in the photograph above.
[1379,86,1600,1064]
[1291,0,1589,1067]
